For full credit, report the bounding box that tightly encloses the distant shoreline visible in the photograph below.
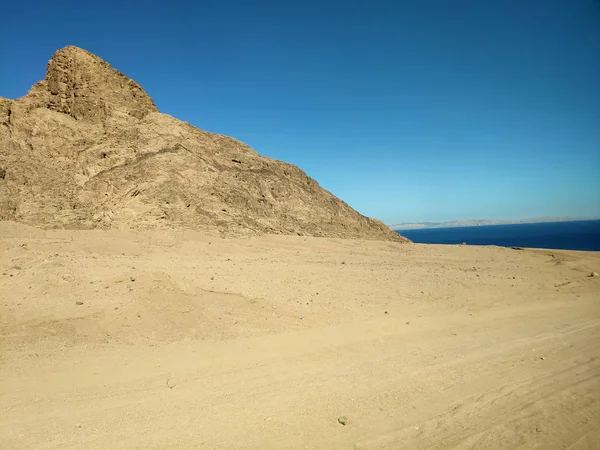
[393,220,600,252]
[390,217,599,231]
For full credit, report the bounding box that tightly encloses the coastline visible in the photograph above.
[391,217,599,231]
[395,220,600,252]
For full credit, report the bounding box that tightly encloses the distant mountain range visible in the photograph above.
[390,217,598,231]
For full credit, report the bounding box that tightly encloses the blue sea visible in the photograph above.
[396,220,600,251]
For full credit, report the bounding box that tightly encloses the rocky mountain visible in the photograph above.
[0,46,407,241]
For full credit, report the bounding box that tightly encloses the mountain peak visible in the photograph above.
[28,45,158,122]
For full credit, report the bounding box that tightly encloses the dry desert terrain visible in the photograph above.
[1,221,599,449]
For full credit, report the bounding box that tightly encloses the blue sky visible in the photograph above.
[1,0,599,224]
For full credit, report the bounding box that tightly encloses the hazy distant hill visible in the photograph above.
[390,217,597,231]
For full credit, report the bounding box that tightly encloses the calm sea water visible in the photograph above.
[396,220,600,251]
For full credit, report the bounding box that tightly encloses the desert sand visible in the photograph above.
[1,221,599,449]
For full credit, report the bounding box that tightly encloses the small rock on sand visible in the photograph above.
[590,272,598,277]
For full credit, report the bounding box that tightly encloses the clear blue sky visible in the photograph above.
[1,0,599,224]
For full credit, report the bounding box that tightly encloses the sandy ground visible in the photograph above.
[1,221,599,449]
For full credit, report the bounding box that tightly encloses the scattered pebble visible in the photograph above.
[75,423,82,428]
[75,301,84,306]
[406,321,410,325]
[590,272,598,277]
[540,357,545,361]
[384,311,388,315]
[338,416,347,426]
[210,276,214,280]
[536,427,542,433]
[130,276,136,282]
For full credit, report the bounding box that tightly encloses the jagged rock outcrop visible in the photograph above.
[0,46,408,241]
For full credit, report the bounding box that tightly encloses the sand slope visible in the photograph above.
[1,222,599,449]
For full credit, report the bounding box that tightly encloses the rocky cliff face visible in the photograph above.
[0,46,408,241]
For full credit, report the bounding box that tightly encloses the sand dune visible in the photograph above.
[1,221,599,449]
